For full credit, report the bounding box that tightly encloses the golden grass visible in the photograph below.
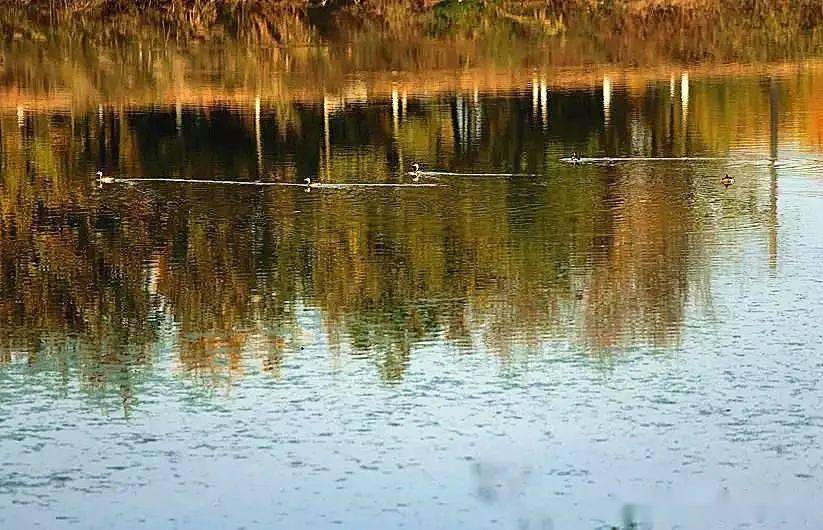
[3,0,820,44]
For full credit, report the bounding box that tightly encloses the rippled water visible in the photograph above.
[2,28,823,528]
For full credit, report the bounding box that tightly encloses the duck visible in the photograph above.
[411,163,421,182]
[95,170,115,184]
[303,177,313,191]
[569,152,581,164]
[720,173,735,188]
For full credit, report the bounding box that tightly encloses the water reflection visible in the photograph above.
[1,65,812,395]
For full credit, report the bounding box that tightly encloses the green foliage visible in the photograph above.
[431,0,486,31]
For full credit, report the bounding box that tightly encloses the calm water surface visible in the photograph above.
[2,31,823,528]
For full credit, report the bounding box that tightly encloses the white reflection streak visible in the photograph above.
[532,76,539,117]
[392,86,402,170]
[681,72,689,121]
[473,85,481,141]
[539,77,548,128]
[176,100,183,135]
[323,94,331,177]
[603,75,612,126]
[147,259,160,296]
[254,96,262,176]
[456,94,465,146]
[16,105,24,127]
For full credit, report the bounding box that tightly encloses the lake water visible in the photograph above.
[2,20,823,528]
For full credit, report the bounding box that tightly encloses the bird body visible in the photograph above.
[721,173,735,188]
[95,171,115,184]
[411,163,421,182]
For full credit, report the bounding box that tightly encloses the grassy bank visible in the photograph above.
[2,0,821,45]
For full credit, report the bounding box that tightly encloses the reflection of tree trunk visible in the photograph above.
[110,107,120,167]
[668,82,675,150]
[602,75,610,128]
[770,78,778,161]
[391,88,403,174]
[254,96,262,179]
[98,107,106,168]
[323,95,331,180]
[769,77,778,270]
[451,96,462,156]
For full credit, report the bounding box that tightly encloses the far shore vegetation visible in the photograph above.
[2,0,821,54]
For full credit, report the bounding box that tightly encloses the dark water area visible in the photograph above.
[2,19,823,528]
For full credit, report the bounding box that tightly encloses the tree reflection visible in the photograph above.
[0,68,815,398]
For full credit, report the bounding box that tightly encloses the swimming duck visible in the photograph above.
[411,163,421,182]
[303,177,313,191]
[570,152,581,164]
[95,170,115,184]
[720,173,735,188]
